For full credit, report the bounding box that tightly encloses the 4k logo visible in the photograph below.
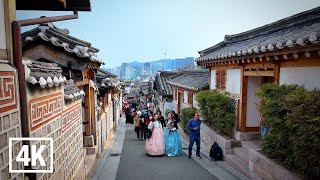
[9,138,53,173]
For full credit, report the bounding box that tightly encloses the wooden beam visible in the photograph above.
[280,58,320,67]
[245,127,260,132]
[84,85,92,135]
[239,69,248,132]
[243,62,275,69]
[274,63,280,84]
[244,71,275,76]
[75,79,89,86]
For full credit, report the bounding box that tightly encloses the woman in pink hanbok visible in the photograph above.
[145,114,165,156]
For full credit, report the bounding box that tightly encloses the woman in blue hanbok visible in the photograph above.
[164,112,182,156]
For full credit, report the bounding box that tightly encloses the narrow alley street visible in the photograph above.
[88,118,241,180]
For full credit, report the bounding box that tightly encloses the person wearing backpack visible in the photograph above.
[210,142,223,161]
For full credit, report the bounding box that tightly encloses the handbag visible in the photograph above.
[146,121,154,139]
[146,128,152,139]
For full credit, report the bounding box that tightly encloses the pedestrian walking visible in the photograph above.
[134,111,142,139]
[157,110,166,128]
[171,110,180,123]
[164,112,182,156]
[140,116,147,140]
[125,107,131,125]
[187,112,202,159]
[145,114,165,156]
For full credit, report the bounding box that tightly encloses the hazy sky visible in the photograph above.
[17,0,320,68]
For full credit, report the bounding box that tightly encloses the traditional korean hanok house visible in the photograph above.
[154,70,178,114]
[166,70,209,114]
[96,68,122,152]
[21,22,103,179]
[196,7,320,140]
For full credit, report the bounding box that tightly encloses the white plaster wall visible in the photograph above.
[210,69,216,90]
[193,94,199,109]
[164,101,175,112]
[246,76,261,127]
[0,0,6,49]
[183,91,188,104]
[226,69,241,94]
[172,101,178,114]
[280,67,320,90]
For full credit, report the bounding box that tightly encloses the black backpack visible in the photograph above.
[210,142,223,161]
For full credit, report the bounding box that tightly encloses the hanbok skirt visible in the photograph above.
[145,127,165,156]
[164,129,182,156]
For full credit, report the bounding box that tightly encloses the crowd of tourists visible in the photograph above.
[124,102,203,159]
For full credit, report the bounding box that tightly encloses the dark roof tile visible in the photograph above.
[197,6,320,63]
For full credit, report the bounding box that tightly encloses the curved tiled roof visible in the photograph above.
[22,23,104,64]
[24,59,67,88]
[196,6,320,65]
[166,70,209,91]
[64,79,85,102]
[154,71,178,96]
[96,69,121,90]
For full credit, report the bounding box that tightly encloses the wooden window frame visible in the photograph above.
[216,70,226,90]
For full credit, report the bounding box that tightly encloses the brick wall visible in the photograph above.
[0,63,23,180]
[27,88,85,180]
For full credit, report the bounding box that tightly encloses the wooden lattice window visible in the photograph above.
[216,70,226,90]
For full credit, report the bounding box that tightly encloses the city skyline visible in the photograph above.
[107,57,195,79]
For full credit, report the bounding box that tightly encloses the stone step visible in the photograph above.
[233,147,249,165]
[241,140,261,151]
[225,154,249,177]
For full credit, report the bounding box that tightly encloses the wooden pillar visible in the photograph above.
[208,66,211,87]
[84,84,92,135]
[177,89,181,115]
[274,62,280,84]
[4,0,16,63]
[239,68,248,132]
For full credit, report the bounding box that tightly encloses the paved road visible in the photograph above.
[115,128,219,180]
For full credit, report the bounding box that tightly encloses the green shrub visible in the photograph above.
[256,83,320,178]
[195,90,235,136]
[180,107,198,135]
[255,84,298,164]
[285,87,320,177]
[195,90,211,121]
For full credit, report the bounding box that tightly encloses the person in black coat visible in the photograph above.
[125,107,131,125]
[157,110,166,128]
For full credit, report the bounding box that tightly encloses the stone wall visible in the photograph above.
[100,112,107,149]
[249,149,301,180]
[27,88,85,180]
[0,63,23,180]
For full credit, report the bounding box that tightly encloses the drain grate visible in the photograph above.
[110,153,120,156]
[182,147,188,150]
